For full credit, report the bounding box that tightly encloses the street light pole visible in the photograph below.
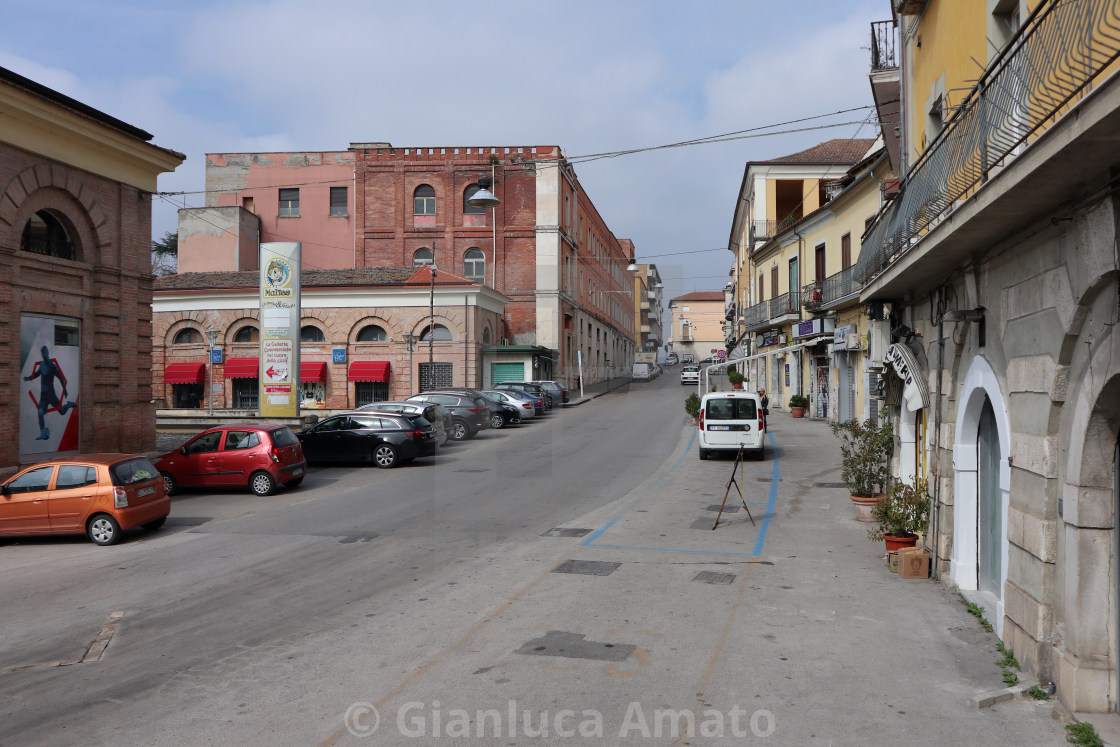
[404,332,417,396]
[428,265,436,391]
[206,327,218,416]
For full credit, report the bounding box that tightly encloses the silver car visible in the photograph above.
[481,389,538,421]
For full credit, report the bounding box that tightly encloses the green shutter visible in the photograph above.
[490,362,525,386]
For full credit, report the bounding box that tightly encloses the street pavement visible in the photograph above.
[0,374,1074,745]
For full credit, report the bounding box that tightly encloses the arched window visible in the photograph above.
[420,324,452,341]
[357,324,387,342]
[413,185,435,215]
[173,328,202,344]
[482,327,491,343]
[21,210,77,260]
[233,325,259,343]
[300,325,325,343]
[463,248,485,282]
[413,248,434,267]
[463,184,485,215]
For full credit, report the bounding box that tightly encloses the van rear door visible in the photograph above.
[702,395,763,449]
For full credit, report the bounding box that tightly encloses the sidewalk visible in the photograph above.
[563,375,632,406]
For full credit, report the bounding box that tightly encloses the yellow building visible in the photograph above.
[667,292,725,365]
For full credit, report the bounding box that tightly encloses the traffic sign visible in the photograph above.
[716,350,727,359]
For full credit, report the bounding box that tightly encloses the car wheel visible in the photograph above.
[450,420,469,442]
[489,412,505,429]
[88,514,122,546]
[698,448,709,460]
[373,443,398,468]
[161,471,178,496]
[284,477,304,488]
[249,470,276,496]
[142,516,166,531]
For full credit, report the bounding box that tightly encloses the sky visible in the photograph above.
[2,0,886,301]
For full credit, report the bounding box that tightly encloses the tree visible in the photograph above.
[151,231,178,277]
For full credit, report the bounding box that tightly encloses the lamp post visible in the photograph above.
[403,332,418,396]
[206,327,218,416]
[467,175,500,289]
[428,265,437,391]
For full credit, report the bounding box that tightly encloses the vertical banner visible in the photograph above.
[20,315,81,455]
[259,241,301,417]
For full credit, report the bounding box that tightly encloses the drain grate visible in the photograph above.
[694,571,736,584]
[705,505,740,513]
[814,481,848,488]
[552,559,620,576]
[542,527,593,538]
[515,630,635,661]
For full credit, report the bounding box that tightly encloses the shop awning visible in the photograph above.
[164,362,205,385]
[348,361,391,382]
[300,360,328,383]
[223,357,259,379]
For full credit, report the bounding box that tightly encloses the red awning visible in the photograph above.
[300,360,327,383]
[348,361,391,382]
[223,357,259,379]
[164,362,205,385]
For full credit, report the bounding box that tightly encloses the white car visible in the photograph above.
[697,391,766,460]
[680,365,700,386]
[666,354,679,365]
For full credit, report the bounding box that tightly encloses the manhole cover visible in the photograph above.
[814,481,847,488]
[705,505,740,513]
[515,631,635,661]
[552,560,621,576]
[694,571,736,584]
[455,468,489,473]
[542,528,593,538]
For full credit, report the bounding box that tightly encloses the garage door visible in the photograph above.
[491,362,525,386]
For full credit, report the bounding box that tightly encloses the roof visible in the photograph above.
[155,267,417,292]
[757,138,876,166]
[670,291,725,303]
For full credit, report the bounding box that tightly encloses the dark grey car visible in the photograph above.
[406,392,490,441]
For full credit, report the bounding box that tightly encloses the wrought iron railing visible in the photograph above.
[858,0,1120,285]
[768,292,797,320]
[750,214,801,243]
[822,265,860,305]
[21,235,77,260]
[742,301,768,329]
[871,20,897,71]
[802,281,823,310]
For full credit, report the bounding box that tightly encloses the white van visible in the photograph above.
[698,391,765,460]
[632,363,652,381]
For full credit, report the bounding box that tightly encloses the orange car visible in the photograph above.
[0,454,170,546]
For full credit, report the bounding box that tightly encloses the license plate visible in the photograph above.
[291,467,304,476]
[708,425,730,430]
[137,485,156,497]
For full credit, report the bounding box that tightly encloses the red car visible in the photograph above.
[153,424,307,497]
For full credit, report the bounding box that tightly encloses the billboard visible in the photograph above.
[259,242,301,417]
[20,315,81,455]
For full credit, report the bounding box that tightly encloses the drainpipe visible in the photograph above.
[929,317,944,562]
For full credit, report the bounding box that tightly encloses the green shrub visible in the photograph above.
[829,418,893,498]
[685,392,701,419]
[788,393,809,408]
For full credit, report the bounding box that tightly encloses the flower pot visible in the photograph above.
[850,494,884,523]
[883,533,919,552]
[790,406,805,418]
[731,381,743,389]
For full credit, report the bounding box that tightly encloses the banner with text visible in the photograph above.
[259,242,301,417]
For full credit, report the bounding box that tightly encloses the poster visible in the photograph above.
[20,315,81,455]
[259,242,301,417]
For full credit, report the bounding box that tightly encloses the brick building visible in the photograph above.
[0,66,183,473]
[171,143,637,393]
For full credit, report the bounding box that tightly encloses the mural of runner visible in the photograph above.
[20,316,80,455]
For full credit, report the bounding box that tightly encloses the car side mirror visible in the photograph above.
[1,484,10,497]
[180,446,188,455]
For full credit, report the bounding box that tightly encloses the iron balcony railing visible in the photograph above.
[21,235,77,260]
[802,281,824,311]
[858,0,1120,286]
[768,292,798,320]
[871,20,897,71]
[822,265,860,305]
[750,215,800,243]
[742,301,768,329]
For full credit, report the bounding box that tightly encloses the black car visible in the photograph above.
[296,412,436,468]
[494,381,554,409]
[406,392,490,441]
[433,387,517,429]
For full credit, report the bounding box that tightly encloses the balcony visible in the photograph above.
[801,281,823,312]
[870,20,896,71]
[768,293,799,322]
[741,301,769,331]
[822,265,860,308]
[858,0,1120,288]
[749,214,800,245]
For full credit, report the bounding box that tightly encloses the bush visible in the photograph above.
[829,418,893,498]
[788,393,809,408]
[728,370,745,385]
[684,392,701,419]
[868,478,931,540]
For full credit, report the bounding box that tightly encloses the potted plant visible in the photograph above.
[829,418,894,521]
[869,478,931,552]
[728,367,745,389]
[788,393,809,417]
[684,392,701,424]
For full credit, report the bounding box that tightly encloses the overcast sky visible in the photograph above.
[3,0,885,299]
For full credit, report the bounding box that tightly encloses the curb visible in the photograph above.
[968,683,1035,709]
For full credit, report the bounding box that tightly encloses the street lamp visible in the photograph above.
[403,332,418,396]
[206,327,219,416]
[467,176,500,288]
[428,265,437,391]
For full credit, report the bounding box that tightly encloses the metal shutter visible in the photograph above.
[490,362,525,386]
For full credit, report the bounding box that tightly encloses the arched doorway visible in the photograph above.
[978,399,1002,596]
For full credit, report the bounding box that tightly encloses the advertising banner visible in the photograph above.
[20,315,81,455]
[259,242,301,417]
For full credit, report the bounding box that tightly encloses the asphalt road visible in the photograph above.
[0,374,685,744]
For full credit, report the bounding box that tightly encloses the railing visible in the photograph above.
[768,292,797,320]
[750,214,801,243]
[742,301,768,329]
[858,0,1120,286]
[21,235,77,260]
[870,20,897,71]
[802,281,823,311]
[822,265,860,305]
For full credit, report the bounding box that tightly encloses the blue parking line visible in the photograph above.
[579,429,781,558]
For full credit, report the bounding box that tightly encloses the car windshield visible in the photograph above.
[705,398,758,420]
[269,427,298,446]
[110,458,159,486]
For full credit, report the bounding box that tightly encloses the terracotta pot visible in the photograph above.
[884,533,919,552]
[790,406,805,418]
[850,494,885,523]
[731,381,743,389]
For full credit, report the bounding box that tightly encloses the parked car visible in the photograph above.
[481,389,537,421]
[632,363,653,381]
[358,401,449,445]
[425,387,512,429]
[666,353,680,365]
[296,412,436,468]
[491,387,545,416]
[697,391,766,460]
[0,454,170,546]
[681,365,700,386]
[154,424,307,497]
[682,355,695,364]
[494,381,555,409]
[533,380,570,404]
[406,392,490,440]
